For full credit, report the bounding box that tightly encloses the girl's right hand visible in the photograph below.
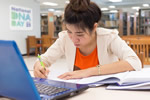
[34,61,50,78]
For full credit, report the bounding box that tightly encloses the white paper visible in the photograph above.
[48,67,128,85]
[48,67,81,83]
[48,66,150,89]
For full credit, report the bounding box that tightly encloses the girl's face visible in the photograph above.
[66,24,97,48]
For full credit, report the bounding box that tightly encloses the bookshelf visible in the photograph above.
[139,9,150,35]
[100,10,123,36]
[101,12,119,29]
[48,12,55,38]
[40,12,64,38]
[134,13,138,35]
[41,15,48,35]
[54,16,63,37]
[127,12,135,35]
[122,12,127,35]
[122,12,138,36]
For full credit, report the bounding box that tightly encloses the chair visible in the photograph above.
[51,37,57,44]
[41,35,52,53]
[128,39,150,67]
[26,36,41,56]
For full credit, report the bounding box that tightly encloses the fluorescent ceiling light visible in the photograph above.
[136,12,139,16]
[55,10,62,13]
[41,14,47,16]
[43,2,58,6]
[48,9,55,12]
[130,15,135,17]
[143,4,149,7]
[110,10,118,13]
[101,8,108,11]
[54,10,63,17]
[65,0,70,4]
[109,6,116,8]
[109,0,122,2]
[132,6,140,11]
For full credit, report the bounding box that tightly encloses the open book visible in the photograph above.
[106,68,150,90]
[48,67,150,88]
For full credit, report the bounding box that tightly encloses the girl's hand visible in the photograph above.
[58,67,96,80]
[34,61,50,78]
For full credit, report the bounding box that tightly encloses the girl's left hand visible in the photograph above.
[58,67,96,80]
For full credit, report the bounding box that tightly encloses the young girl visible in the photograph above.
[34,0,141,80]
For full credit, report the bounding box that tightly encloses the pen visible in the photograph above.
[37,54,46,70]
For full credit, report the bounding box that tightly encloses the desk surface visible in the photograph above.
[1,71,150,100]
[29,71,150,100]
[66,86,150,100]
[1,85,149,100]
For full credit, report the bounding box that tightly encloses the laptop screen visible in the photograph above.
[0,40,88,100]
[0,40,41,100]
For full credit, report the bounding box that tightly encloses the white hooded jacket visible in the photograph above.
[40,27,142,71]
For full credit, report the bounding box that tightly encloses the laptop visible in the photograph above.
[0,40,89,100]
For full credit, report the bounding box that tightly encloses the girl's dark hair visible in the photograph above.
[64,0,101,33]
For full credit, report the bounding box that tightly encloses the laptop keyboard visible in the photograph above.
[35,83,70,96]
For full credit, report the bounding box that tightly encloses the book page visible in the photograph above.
[77,71,128,84]
[119,68,150,85]
[48,66,128,85]
[107,82,150,90]
[48,67,80,83]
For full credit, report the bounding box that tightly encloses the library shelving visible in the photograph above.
[100,9,123,36]
[139,8,150,35]
[41,15,48,35]
[119,12,138,36]
[54,16,63,37]
[40,12,64,38]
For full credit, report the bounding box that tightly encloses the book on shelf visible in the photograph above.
[109,13,118,20]
[105,20,118,28]
[48,67,150,89]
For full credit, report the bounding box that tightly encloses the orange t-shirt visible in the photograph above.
[74,46,99,70]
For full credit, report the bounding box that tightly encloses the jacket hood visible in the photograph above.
[96,27,119,36]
